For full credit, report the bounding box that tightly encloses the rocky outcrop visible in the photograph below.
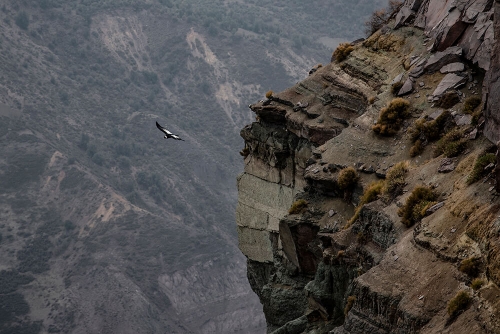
[238,1,500,333]
[396,0,494,70]
[484,0,500,143]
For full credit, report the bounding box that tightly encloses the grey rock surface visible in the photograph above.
[438,158,456,173]
[440,62,465,73]
[398,78,414,95]
[424,46,463,73]
[432,73,467,97]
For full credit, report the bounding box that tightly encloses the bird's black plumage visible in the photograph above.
[156,121,184,141]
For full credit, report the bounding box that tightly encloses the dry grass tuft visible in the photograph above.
[434,129,466,158]
[391,82,403,96]
[347,181,384,227]
[338,167,359,190]
[398,186,436,227]
[289,199,308,214]
[435,92,460,109]
[467,153,496,185]
[459,257,481,277]
[447,290,471,317]
[344,296,356,316]
[463,96,482,114]
[409,139,423,157]
[471,278,484,290]
[383,161,409,196]
[372,98,411,136]
[333,43,354,63]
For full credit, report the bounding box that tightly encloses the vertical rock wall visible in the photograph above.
[485,0,500,143]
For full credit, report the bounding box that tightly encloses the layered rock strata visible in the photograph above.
[237,1,500,332]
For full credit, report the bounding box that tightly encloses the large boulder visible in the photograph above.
[398,77,414,95]
[440,62,465,73]
[424,46,463,73]
[432,73,468,98]
[396,0,494,70]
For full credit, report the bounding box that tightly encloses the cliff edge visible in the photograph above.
[237,0,500,333]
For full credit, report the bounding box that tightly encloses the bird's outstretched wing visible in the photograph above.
[156,121,173,135]
[171,135,184,141]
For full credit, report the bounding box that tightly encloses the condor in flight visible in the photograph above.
[156,121,184,141]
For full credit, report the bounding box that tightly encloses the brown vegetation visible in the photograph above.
[447,291,471,317]
[383,161,409,196]
[471,278,484,290]
[459,257,481,277]
[467,153,496,184]
[408,111,452,156]
[409,139,423,157]
[265,90,273,99]
[338,167,359,190]
[347,181,384,227]
[391,82,403,96]
[435,92,460,109]
[344,296,356,316]
[463,96,482,114]
[398,186,436,227]
[434,129,466,158]
[239,147,250,157]
[289,199,308,214]
[372,98,411,136]
[333,43,354,63]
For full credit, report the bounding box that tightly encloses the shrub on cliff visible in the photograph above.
[459,257,481,277]
[391,82,403,96]
[347,180,384,227]
[436,92,460,109]
[467,153,497,184]
[409,140,423,157]
[289,199,308,214]
[333,43,354,63]
[265,90,273,99]
[239,147,250,157]
[409,111,450,143]
[398,186,436,227]
[383,161,409,196]
[337,167,359,190]
[434,129,467,158]
[344,296,356,316]
[447,291,471,317]
[463,96,482,114]
[372,98,411,136]
[471,278,484,290]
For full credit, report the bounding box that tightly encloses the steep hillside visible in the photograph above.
[237,0,500,332]
[0,0,389,333]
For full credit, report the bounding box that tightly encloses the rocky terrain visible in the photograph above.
[237,0,500,333]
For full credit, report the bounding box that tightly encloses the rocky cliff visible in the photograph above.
[237,0,500,333]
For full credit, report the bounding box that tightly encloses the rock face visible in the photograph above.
[440,62,465,73]
[431,73,468,98]
[485,0,500,143]
[397,0,494,70]
[424,46,463,73]
[237,1,500,333]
